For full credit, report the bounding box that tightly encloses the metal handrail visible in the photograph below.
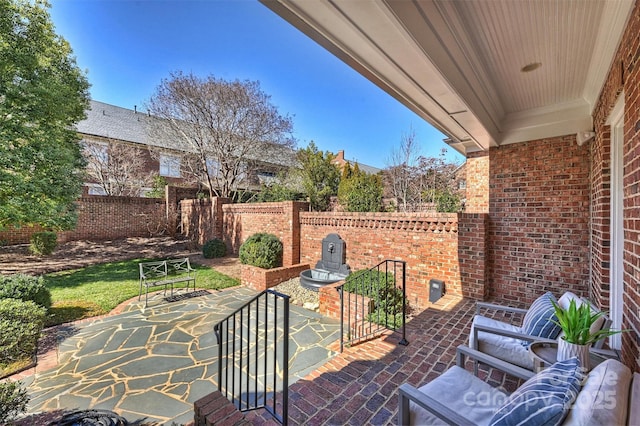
[214,289,290,425]
[338,259,409,352]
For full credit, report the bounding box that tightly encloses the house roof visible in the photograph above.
[260,0,635,156]
[352,162,381,175]
[332,150,382,175]
[76,100,154,146]
[76,100,297,167]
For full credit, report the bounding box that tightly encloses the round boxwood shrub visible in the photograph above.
[202,238,227,259]
[29,231,57,255]
[0,298,46,365]
[239,233,283,269]
[0,274,52,309]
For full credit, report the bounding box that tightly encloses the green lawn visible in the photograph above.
[43,259,239,327]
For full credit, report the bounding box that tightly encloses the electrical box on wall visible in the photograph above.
[429,279,445,303]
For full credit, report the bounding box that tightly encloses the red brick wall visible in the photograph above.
[465,151,490,213]
[487,136,591,304]
[0,195,168,245]
[180,198,230,245]
[222,201,309,267]
[299,212,488,307]
[459,213,490,300]
[589,125,611,312]
[241,263,310,292]
[591,0,640,371]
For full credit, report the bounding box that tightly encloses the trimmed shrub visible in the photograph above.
[239,233,283,269]
[202,238,227,259]
[0,381,29,424]
[29,231,57,255]
[0,299,46,365]
[344,269,406,329]
[0,274,52,309]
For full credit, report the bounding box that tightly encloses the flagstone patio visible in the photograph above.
[17,287,341,425]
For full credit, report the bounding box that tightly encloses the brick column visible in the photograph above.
[287,201,308,265]
[165,185,178,237]
[465,151,489,213]
[211,197,231,240]
[458,213,489,300]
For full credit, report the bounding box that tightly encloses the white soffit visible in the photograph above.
[261,0,634,155]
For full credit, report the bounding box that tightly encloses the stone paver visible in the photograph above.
[22,286,341,425]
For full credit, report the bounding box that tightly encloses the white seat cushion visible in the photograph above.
[470,315,534,370]
[563,359,632,426]
[410,365,507,426]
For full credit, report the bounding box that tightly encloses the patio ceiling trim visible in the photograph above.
[261,0,634,156]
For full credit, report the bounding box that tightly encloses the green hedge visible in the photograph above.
[0,299,46,365]
[0,381,29,424]
[202,238,227,259]
[0,274,52,309]
[239,233,283,269]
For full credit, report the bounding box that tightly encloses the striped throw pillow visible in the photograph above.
[490,357,583,426]
[521,292,562,344]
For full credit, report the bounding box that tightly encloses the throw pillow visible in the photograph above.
[521,292,562,343]
[490,357,583,426]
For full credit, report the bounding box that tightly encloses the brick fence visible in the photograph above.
[299,212,488,306]
[0,195,167,245]
[181,200,488,308]
[221,201,309,267]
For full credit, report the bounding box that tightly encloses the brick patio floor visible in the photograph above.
[247,294,526,425]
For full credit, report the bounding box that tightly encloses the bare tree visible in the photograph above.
[385,127,421,212]
[385,128,462,212]
[416,147,458,204]
[83,140,151,196]
[146,72,295,199]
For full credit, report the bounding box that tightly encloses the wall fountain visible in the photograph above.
[299,233,351,291]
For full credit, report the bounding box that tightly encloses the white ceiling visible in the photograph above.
[261,0,634,156]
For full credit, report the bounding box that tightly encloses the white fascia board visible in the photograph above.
[500,99,593,145]
[583,0,634,108]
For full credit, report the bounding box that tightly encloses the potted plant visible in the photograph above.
[551,298,626,370]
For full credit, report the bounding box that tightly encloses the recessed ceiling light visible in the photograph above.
[521,62,542,73]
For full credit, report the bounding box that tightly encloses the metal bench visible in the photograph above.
[138,258,196,307]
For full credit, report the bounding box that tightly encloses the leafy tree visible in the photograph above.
[146,175,168,198]
[254,182,306,202]
[0,0,90,230]
[295,141,340,211]
[147,71,295,201]
[338,163,383,212]
[434,188,463,213]
[250,169,305,203]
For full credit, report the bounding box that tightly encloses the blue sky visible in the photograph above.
[50,0,464,169]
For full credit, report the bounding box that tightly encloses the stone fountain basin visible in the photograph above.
[300,268,348,291]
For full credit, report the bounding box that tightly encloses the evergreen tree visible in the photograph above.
[338,163,383,212]
[295,142,340,211]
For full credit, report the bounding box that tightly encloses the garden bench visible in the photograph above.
[138,258,196,307]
